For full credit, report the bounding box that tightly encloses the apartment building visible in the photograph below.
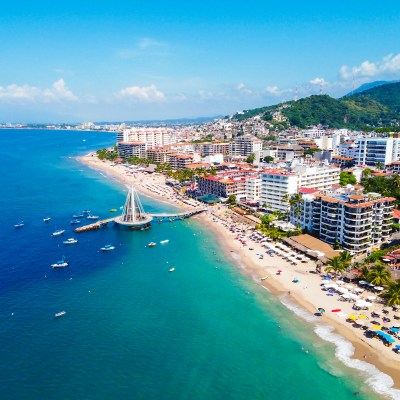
[198,175,246,199]
[232,135,263,157]
[194,142,231,157]
[168,154,194,170]
[260,164,340,212]
[245,177,261,203]
[355,137,400,166]
[276,145,304,161]
[117,142,147,159]
[117,127,177,147]
[290,191,394,255]
[147,147,171,164]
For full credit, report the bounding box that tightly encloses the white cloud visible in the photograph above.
[0,79,77,102]
[119,84,166,102]
[309,77,327,86]
[138,37,166,50]
[236,82,253,95]
[339,53,400,80]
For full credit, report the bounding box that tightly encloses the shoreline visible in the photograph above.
[78,154,400,399]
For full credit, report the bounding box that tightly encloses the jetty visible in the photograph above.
[74,186,207,233]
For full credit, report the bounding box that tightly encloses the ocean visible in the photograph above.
[0,129,394,400]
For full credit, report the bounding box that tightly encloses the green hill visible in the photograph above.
[231,82,400,129]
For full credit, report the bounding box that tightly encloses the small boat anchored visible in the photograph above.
[109,209,117,212]
[52,229,65,236]
[87,214,99,220]
[43,217,51,222]
[70,220,81,225]
[101,244,115,251]
[55,311,66,318]
[51,256,69,268]
[14,222,24,228]
[148,242,157,247]
[169,268,175,272]
[160,240,169,245]
[73,214,83,218]
[63,238,78,245]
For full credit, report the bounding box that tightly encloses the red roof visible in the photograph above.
[393,209,400,219]
[298,187,319,194]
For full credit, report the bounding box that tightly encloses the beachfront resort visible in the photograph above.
[82,120,400,376]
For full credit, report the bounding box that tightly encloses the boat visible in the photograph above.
[63,238,78,245]
[109,209,117,212]
[43,217,51,222]
[82,210,91,215]
[87,214,99,220]
[14,222,24,228]
[160,240,169,244]
[73,214,83,218]
[52,229,65,236]
[261,275,269,281]
[70,220,81,225]
[51,257,69,268]
[101,244,115,251]
[148,242,157,247]
[169,268,175,272]
[55,311,66,318]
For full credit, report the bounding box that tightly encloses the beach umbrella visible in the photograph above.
[390,327,399,333]
[359,314,368,319]
[354,288,364,293]
[340,294,350,299]
[331,309,341,312]
[372,325,381,330]
[367,296,376,301]
[374,286,384,291]
[345,284,354,289]
[359,280,369,285]
[338,287,349,294]
[349,293,359,299]
[318,308,326,313]
[267,249,275,253]
[395,345,400,350]
[386,336,396,343]
[348,315,358,320]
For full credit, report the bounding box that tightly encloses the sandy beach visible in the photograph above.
[80,153,400,397]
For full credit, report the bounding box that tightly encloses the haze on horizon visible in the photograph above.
[1,0,400,123]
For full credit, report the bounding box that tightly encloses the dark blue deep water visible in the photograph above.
[0,130,384,399]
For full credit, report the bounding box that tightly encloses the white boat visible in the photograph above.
[63,238,78,245]
[55,311,66,318]
[43,217,51,222]
[160,240,169,244]
[52,229,65,236]
[14,222,24,228]
[148,242,157,247]
[70,220,81,225]
[87,214,99,220]
[101,244,115,251]
[51,257,69,268]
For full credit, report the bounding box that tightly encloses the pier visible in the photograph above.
[74,218,115,232]
[74,186,207,233]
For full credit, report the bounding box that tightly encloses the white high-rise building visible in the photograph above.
[118,128,178,148]
[260,164,340,212]
[354,137,400,166]
[245,177,261,203]
[232,135,262,157]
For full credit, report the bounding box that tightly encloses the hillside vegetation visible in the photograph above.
[231,81,400,129]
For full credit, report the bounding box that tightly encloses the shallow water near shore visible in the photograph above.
[0,129,392,400]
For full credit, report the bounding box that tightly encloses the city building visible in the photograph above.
[118,127,178,147]
[276,145,304,161]
[290,191,394,255]
[117,142,147,159]
[354,137,400,166]
[168,154,194,170]
[232,135,263,157]
[245,177,261,203]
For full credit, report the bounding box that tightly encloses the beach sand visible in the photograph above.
[80,154,400,396]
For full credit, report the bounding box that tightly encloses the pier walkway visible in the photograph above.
[74,208,206,232]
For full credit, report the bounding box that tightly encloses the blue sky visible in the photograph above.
[1,1,400,122]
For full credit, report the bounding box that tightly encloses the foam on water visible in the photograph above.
[281,296,400,400]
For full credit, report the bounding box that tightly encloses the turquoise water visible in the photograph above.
[0,129,386,399]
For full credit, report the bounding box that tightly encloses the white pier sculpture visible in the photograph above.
[114,186,153,229]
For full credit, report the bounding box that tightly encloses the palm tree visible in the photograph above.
[359,265,370,280]
[383,280,400,306]
[366,263,392,286]
[339,250,352,267]
[325,256,347,275]
[392,173,400,189]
